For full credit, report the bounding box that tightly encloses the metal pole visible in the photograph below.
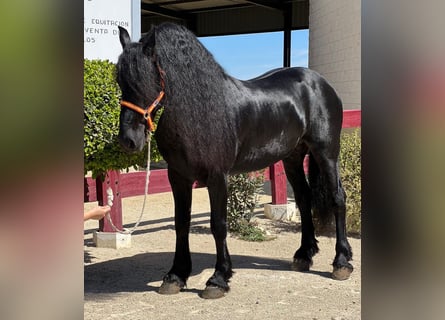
[283,2,292,67]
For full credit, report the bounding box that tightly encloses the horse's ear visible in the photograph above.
[142,29,156,56]
[118,26,131,49]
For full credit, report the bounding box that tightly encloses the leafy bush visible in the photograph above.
[234,219,267,242]
[340,129,361,236]
[84,59,162,178]
[227,172,266,241]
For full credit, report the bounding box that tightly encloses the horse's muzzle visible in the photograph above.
[118,132,144,153]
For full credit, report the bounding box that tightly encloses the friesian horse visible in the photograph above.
[116,23,353,299]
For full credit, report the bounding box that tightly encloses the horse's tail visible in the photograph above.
[308,153,335,233]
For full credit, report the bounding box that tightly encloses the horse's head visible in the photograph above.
[116,26,160,153]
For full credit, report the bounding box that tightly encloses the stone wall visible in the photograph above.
[309,0,361,110]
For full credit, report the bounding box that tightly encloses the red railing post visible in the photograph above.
[96,170,123,232]
[269,161,287,205]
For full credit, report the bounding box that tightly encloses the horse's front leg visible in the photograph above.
[202,173,233,299]
[159,169,193,294]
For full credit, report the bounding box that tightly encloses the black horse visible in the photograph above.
[116,23,353,299]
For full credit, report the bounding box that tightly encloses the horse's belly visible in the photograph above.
[231,136,296,174]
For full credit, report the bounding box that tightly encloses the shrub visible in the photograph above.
[339,129,361,236]
[84,59,162,178]
[227,172,266,241]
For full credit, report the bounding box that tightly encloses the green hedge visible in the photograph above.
[340,129,361,236]
[84,59,162,178]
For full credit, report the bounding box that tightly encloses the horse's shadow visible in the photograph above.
[84,251,330,297]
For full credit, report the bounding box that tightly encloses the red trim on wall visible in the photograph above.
[343,109,361,128]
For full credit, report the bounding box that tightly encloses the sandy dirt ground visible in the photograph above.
[84,188,361,320]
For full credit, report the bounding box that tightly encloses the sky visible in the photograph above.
[198,29,308,80]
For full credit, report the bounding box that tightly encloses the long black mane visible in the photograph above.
[147,23,229,104]
[142,23,239,173]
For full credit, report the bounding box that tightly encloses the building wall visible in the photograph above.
[309,0,361,110]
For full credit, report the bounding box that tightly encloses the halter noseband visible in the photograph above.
[119,63,166,132]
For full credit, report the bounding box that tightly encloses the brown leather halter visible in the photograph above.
[119,63,165,132]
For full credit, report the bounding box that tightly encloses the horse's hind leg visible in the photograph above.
[201,173,233,299]
[159,169,193,294]
[283,145,319,272]
[311,149,353,280]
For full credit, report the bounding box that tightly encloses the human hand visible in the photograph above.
[84,205,111,221]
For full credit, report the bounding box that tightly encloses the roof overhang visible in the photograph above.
[141,0,309,37]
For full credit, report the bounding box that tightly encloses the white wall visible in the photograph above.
[309,0,361,110]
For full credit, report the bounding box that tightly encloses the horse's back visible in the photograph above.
[247,67,339,98]
[240,67,343,134]
[230,67,343,173]
[248,67,343,139]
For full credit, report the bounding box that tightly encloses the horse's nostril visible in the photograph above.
[126,138,136,150]
[119,135,136,152]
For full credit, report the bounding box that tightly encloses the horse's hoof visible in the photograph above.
[159,281,183,295]
[201,285,226,299]
[332,266,353,280]
[291,258,311,272]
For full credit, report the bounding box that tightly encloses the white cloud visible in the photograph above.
[291,49,309,67]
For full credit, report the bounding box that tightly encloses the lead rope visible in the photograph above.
[104,132,152,234]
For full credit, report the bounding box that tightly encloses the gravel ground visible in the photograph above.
[84,188,361,320]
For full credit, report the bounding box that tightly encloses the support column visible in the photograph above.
[283,2,292,68]
[93,170,131,248]
[265,161,296,221]
[97,170,122,232]
[270,161,287,205]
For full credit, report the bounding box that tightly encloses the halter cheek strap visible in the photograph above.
[120,90,164,132]
[120,62,166,132]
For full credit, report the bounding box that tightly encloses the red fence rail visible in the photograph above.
[85,109,360,232]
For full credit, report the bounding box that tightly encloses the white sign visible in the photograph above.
[84,0,140,62]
